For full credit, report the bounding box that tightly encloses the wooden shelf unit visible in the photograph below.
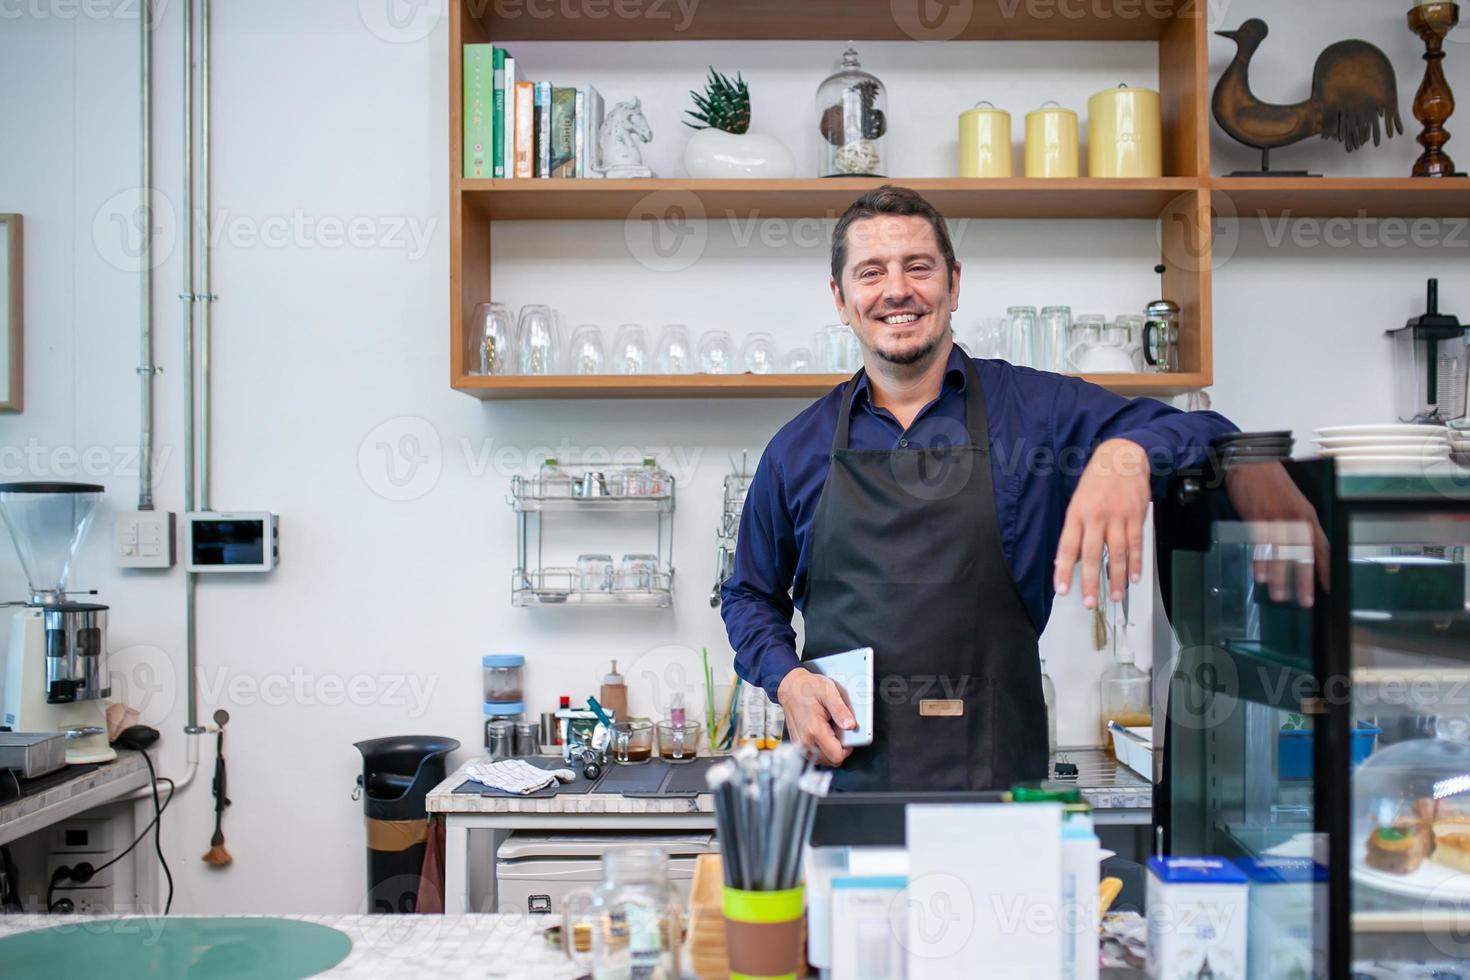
[448,1,1465,401]
[456,371,1212,400]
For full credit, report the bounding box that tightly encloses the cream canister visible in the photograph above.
[958,102,1012,177]
[1024,102,1079,178]
[1087,84,1162,178]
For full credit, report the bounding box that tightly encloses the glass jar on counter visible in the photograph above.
[656,721,702,763]
[483,654,525,704]
[1100,650,1151,755]
[561,848,683,979]
[816,44,887,177]
[539,457,574,498]
[622,457,667,498]
[616,554,661,592]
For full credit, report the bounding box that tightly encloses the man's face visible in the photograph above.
[831,214,960,368]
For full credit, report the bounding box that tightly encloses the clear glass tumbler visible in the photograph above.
[656,324,693,374]
[698,331,735,374]
[567,324,606,375]
[742,333,778,374]
[1038,305,1072,373]
[611,323,649,375]
[1005,306,1038,368]
[516,304,561,375]
[469,302,515,375]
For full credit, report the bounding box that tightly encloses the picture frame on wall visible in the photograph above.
[0,214,21,412]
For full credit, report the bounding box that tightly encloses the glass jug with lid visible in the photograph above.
[561,847,682,979]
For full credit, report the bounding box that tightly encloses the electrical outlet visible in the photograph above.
[51,886,114,914]
[115,510,176,569]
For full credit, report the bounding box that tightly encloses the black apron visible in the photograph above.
[800,355,1048,792]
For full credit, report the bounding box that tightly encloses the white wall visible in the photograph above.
[0,0,1464,914]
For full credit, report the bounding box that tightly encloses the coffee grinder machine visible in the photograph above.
[0,482,115,764]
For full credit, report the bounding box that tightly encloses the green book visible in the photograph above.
[491,47,506,179]
[462,44,495,179]
[550,86,576,178]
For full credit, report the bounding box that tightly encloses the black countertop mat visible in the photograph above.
[590,761,668,795]
[451,757,598,798]
[659,757,719,795]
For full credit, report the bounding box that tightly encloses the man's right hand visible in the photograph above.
[777,667,857,767]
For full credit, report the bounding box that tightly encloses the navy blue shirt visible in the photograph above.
[720,345,1238,701]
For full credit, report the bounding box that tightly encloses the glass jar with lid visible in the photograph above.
[561,848,682,979]
[539,457,574,498]
[816,44,887,177]
[483,653,525,704]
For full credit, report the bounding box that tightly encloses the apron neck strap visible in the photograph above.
[832,349,990,452]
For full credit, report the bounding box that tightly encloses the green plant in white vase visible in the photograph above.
[682,68,795,179]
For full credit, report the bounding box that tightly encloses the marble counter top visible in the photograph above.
[427,761,713,816]
[0,752,152,847]
[0,913,581,979]
[427,748,1150,816]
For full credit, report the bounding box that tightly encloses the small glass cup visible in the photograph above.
[656,323,694,374]
[516,304,561,375]
[576,553,614,593]
[469,302,515,375]
[610,720,655,765]
[611,323,648,375]
[698,331,735,374]
[656,720,702,763]
[567,324,606,376]
[783,347,813,373]
[1005,305,1038,369]
[742,333,778,374]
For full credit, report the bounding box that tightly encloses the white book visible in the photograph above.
[574,88,586,178]
[583,84,604,177]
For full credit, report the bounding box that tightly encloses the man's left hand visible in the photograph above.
[1054,438,1151,609]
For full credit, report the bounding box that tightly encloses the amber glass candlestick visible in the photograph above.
[1409,1,1464,176]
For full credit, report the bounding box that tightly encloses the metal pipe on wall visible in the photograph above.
[136,0,157,511]
[198,0,212,513]
[182,0,203,736]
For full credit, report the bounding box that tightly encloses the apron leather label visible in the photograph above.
[919,699,964,717]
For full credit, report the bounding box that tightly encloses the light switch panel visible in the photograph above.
[115,510,176,568]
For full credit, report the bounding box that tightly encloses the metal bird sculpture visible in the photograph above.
[1213,18,1404,175]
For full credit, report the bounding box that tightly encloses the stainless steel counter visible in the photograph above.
[1054,747,1152,824]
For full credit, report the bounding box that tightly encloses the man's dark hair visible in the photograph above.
[830,185,957,298]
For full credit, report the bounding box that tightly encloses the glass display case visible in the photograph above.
[1155,457,1470,976]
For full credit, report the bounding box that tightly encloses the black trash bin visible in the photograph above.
[354,735,460,914]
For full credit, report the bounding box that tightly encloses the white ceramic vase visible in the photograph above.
[683,128,796,178]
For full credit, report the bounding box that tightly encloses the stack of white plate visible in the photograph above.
[1449,420,1470,465]
[1313,424,1452,474]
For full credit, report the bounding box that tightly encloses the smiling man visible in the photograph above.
[719,185,1242,792]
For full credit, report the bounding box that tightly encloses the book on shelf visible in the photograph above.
[461,44,494,179]
[502,54,517,179]
[491,47,506,179]
[513,80,534,178]
[550,86,576,178]
[535,81,552,178]
[577,85,604,177]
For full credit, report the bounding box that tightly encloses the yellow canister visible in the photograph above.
[1024,102,1079,178]
[958,102,1012,178]
[1087,85,1162,178]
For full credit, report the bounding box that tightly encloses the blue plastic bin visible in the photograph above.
[1277,724,1380,780]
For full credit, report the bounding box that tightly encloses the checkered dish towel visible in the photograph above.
[463,759,577,795]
